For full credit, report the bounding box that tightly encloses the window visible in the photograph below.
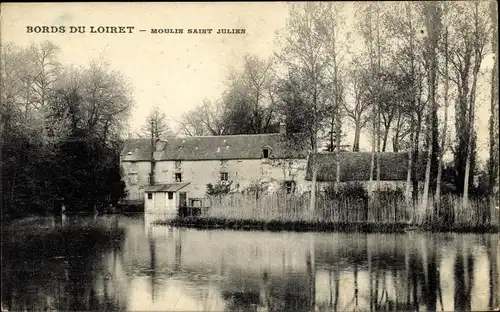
[263,148,269,159]
[168,192,174,200]
[285,181,296,194]
[147,193,153,200]
[129,173,138,185]
[175,173,182,182]
[220,172,229,181]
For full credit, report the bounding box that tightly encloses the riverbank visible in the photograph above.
[154,216,500,233]
[152,192,500,233]
[1,216,125,259]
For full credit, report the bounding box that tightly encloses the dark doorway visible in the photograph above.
[179,192,187,207]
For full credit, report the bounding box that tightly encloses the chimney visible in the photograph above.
[279,121,286,135]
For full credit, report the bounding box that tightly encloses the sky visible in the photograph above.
[1,2,494,162]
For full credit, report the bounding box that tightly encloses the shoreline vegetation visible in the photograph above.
[156,217,499,233]
[1,216,125,259]
[154,191,500,233]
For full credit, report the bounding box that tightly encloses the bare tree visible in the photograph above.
[421,1,442,212]
[49,59,133,144]
[435,11,451,210]
[28,41,61,109]
[343,58,371,152]
[462,2,490,208]
[325,2,348,189]
[222,54,278,134]
[179,99,226,136]
[276,2,332,212]
[141,105,174,139]
[489,1,499,211]
[357,2,388,193]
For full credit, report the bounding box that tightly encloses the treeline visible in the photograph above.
[1,41,133,217]
[178,2,499,209]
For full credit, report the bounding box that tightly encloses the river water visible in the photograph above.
[2,214,499,311]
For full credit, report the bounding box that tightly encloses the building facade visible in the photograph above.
[120,127,309,206]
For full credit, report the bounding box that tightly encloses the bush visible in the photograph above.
[323,182,369,202]
[373,186,405,202]
[206,181,233,197]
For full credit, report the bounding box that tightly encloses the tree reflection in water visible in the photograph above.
[2,216,499,312]
[1,217,127,312]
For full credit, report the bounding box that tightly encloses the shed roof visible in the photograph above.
[305,152,426,182]
[121,133,308,161]
[144,182,191,193]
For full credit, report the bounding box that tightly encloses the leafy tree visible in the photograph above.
[1,42,132,217]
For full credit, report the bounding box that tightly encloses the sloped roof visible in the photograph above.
[121,134,308,161]
[144,182,191,193]
[305,152,426,182]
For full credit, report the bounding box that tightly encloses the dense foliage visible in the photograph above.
[1,42,132,218]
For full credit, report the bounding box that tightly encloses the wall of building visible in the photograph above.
[122,158,308,202]
[121,161,152,201]
[144,191,178,213]
[155,158,308,198]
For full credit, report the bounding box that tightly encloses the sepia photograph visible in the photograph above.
[1,2,499,311]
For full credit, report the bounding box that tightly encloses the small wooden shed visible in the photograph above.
[144,182,190,214]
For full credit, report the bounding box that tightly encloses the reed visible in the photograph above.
[160,192,500,232]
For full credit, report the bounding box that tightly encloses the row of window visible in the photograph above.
[172,150,271,169]
[132,172,229,184]
[174,172,229,182]
[147,192,174,200]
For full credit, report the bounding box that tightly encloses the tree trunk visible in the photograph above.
[463,64,480,208]
[376,105,381,191]
[464,3,483,209]
[393,111,403,152]
[353,122,361,152]
[335,106,341,188]
[329,116,335,152]
[422,2,440,214]
[489,1,499,214]
[435,27,450,212]
[382,125,390,152]
[309,156,317,214]
[406,121,414,206]
[422,113,434,213]
[309,92,318,214]
[369,104,376,196]
[375,5,382,192]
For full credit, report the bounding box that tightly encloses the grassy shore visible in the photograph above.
[155,216,499,233]
[1,216,125,259]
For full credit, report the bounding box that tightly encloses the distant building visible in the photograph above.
[120,124,309,211]
[120,124,426,212]
[305,151,425,192]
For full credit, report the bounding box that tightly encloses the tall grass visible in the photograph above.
[196,192,499,230]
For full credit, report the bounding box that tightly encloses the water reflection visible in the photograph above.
[2,214,499,311]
